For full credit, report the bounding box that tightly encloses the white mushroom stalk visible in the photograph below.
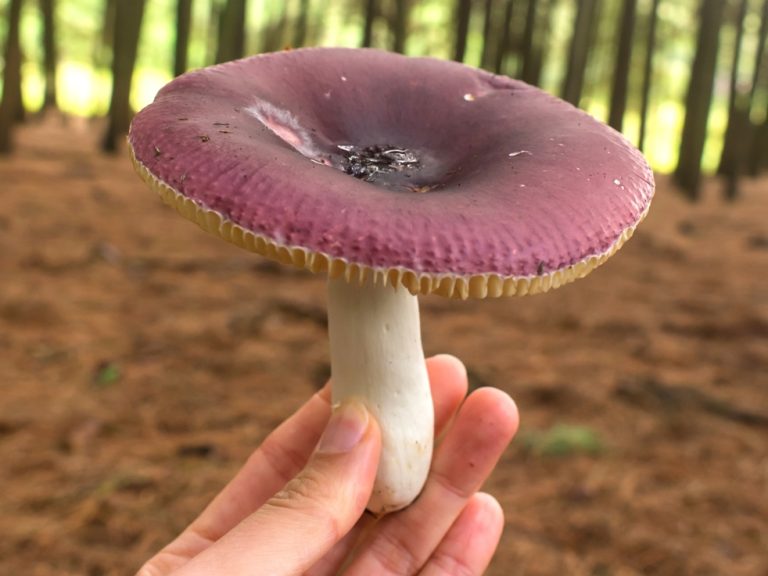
[327,276,433,514]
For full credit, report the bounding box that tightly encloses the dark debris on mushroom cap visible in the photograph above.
[128,47,654,299]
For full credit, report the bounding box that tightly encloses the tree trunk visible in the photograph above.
[260,1,289,53]
[206,0,220,65]
[102,0,146,153]
[293,0,311,48]
[392,0,409,54]
[453,0,472,62]
[747,0,768,176]
[520,0,534,77]
[520,0,543,85]
[9,0,26,124]
[39,0,58,111]
[749,0,768,104]
[518,0,555,86]
[0,0,24,154]
[716,0,748,193]
[673,0,725,200]
[562,0,599,106]
[638,0,659,152]
[174,0,193,77]
[723,107,750,200]
[95,0,116,69]
[754,107,768,176]
[608,0,637,132]
[361,0,377,47]
[494,0,515,74]
[480,0,496,69]
[216,0,247,62]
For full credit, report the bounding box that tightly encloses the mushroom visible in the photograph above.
[128,48,654,515]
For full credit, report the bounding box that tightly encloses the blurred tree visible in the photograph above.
[480,0,497,69]
[0,0,24,154]
[39,0,58,111]
[562,0,599,105]
[392,0,410,53]
[216,0,247,62]
[453,0,472,62]
[748,0,768,176]
[717,0,749,199]
[174,0,193,77]
[261,1,289,53]
[361,0,378,47]
[206,0,220,65]
[102,0,146,153]
[96,0,116,69]
[520,0,549,86]
[756,111,768,177]
[293,0,311,48]
[638,0,659,152]
[674,0,725,200]
[494,0,515,74]
[608,0,637,132]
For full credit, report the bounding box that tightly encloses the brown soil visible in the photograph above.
[1,117,766,576]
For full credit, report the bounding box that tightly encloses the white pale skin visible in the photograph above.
[327,276,433,515]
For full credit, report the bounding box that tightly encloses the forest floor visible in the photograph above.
[0,116,766,576]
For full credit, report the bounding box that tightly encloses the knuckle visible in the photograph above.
[429,552,476,576]
[256,435,308,486]
[365,527,423,574]
[134,561,163,576]
[265,471,342,541]
[133,550,190,576]
[429,467,474,501]
[272,469,330,507]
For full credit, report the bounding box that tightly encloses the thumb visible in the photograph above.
[177,400,381,576]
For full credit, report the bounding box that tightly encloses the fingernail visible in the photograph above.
[317,401,369,454]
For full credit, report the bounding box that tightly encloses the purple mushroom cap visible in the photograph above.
[129,47,654,299]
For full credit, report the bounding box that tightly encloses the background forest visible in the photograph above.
[1,2,767,576]
[1,0,768,198]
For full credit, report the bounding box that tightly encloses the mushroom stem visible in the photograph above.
[327,276,433,515]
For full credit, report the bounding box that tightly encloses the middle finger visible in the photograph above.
[343,387,518,576]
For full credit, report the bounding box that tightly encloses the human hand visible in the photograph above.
[138,354,519,575]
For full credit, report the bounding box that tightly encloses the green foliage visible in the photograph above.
[93,361,121,387]
[521,423,604,457]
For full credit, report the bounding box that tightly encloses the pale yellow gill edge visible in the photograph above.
[130,147,649,300]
